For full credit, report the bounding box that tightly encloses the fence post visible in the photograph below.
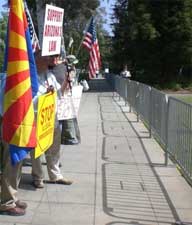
[113,75,117,99]
[112,75,115,98]
[164,95,169,166]
[149,87,152,138]
[136,82,139,122]
[128,81,132,112]
[116,76,119,98]
[118,78,121,101]
[125,79,128,106]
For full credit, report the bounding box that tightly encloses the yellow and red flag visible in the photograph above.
[2,0,37,164]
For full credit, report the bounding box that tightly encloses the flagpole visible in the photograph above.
[75,16,93,58]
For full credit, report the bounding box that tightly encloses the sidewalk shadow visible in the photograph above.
[99,93,180,224]
[106,222,155,225]
[102,162,178,224]
[19,173,36,191]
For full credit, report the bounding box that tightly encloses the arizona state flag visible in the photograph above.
[2,0,37,164]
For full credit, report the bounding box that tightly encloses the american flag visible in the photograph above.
[24,2,40,53]
[82,17,101,78]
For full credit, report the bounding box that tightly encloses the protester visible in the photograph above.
[0,137,27,216]
[0,72,26,216]
[120,65,131,78]
[53,55,81,145]
[30,51,73,188]
[96,70,99,78]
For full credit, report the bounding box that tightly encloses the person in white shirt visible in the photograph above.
[52,55,81,145]
[120,65,131,78]
[31,52,73,188]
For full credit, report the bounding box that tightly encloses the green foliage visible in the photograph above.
[0,1,112,74]
[112,0,192,87]
[26,0,100,39]
[0,13,8,72]
[26,0,111,71]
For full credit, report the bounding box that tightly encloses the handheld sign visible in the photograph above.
[57,85,83,120]
[41,4,64,56]
[35,92,57,158]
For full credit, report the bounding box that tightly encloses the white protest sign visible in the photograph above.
[57,85,83,120]
[41,4,64,56]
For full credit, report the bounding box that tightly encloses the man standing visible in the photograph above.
[31,52,73,188]
[0,72,27,216]
[53,55,81,145]
[121,65,131,78]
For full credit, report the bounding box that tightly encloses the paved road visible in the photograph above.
[0,81,192,225]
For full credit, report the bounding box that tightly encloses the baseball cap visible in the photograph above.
[66,55,79,65]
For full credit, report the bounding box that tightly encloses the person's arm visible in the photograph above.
[60,74,69,95]
[52,64,71,95]
[32,88,44,114]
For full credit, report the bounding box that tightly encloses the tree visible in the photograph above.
[27,0,100,49]
[0,0,110,74]
[112,0,129,72]
[0,12,8,72]
[112,0,192,87]
[26,0,103,69]
[149,0,192,85]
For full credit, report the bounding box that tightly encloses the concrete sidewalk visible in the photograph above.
[0,86,192,224]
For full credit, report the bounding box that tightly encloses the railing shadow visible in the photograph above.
[99,93,181,225]
[102,162,176,224]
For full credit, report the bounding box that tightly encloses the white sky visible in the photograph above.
[100,0,115,35]
[0,0,6,12]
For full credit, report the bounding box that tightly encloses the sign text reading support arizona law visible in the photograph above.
[42,4,64,56]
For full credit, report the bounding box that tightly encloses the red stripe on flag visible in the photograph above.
[5,70,30,92]
[82,43,91,51]
[23,11,28,31]
[3,88,34,143]
[88,44,100,78]
[95,42,101,67]
[82,33,92,50]
[26,121,37,147]
[8,47,28,62]
[9,12,25,37]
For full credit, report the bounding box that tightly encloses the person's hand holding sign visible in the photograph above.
[46,85,55,93]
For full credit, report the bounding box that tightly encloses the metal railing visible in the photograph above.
[106,74,192,185]
[167,97,192,179]
[151,87,168,147]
